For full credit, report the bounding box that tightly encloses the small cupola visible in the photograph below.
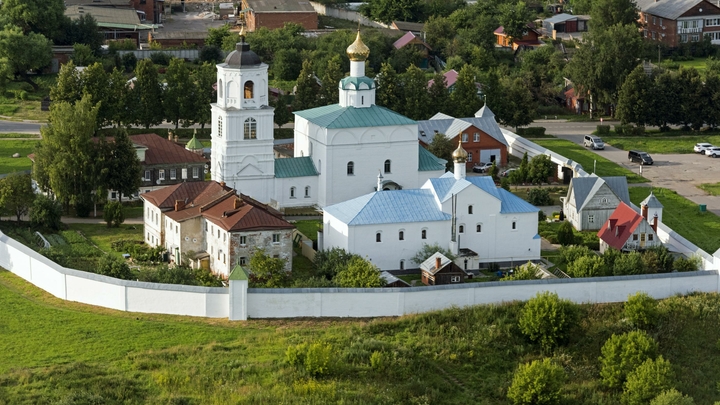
[224,28,261,68]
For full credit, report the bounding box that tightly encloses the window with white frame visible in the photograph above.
[244,118,257,139]
[462,133,468,142]
[273,234,280,243]
[707,18,720,26]
[474,133,479,142]
[170,169,177,180]
[144,170,150,180]
[691,34,700,42]
[240,236,247,245]
[159,169,165,180]
[193,167,199,179]
[182,168,187,179]
[240,256,247,265]
[450,276,460,282]
[468,152,472,162]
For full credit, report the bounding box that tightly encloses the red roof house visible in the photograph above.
[597,201,661,253]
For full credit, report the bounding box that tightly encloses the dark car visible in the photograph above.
[628,150,653,165]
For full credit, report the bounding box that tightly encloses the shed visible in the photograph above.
[420,252,468,286]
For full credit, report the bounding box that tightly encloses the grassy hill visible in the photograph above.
[2,269,720,404]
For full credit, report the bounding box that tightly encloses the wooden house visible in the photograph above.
[420,252,469,286]
[597,201,662,253]
[561,176,630,231]
[494,24,543,50]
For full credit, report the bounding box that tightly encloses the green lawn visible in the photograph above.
[698,182,720,196]
[67,223,143,255]
[659,57,709,72]
[3,269,720,403]
[510,186,567,205]
[294,219,321,241]
[604,134,720,154]
[0,140,37,174]
[629,187,720,253]
[535,139,648,183]
[0,77,54,122]
[0,132,39,138]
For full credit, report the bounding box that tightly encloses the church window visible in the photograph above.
[462,133,468,142]
[305,186,310,197]
[218,79,223,98]
[399,230,404,240]
[421,229,427,239]
[244,118,257,139]
[459,225,465,233]
[400,260,405,270]
[244,81,254,99]
[468,205,473,214]
[376,232,382,242]
[384,160,391,174]
[217,117,223,138]
[347,161,354,175]
[290,187,296,198]
[512,221,517,230]
[474,133,479,142]
[476,224,482,233]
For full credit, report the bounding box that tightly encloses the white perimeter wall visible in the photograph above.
[0,231,228,318]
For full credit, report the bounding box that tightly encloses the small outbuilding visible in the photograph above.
[420,252,468,286]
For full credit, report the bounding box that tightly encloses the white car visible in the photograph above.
[472,162,493,173]
[694,143,714,154]
[500,168,518,177]
[705,146,720,158]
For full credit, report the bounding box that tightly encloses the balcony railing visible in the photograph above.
[678,27,702,34]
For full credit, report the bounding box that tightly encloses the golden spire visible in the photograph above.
[239,25,246,41]
[451,137,468,163]
[346,30,370,62]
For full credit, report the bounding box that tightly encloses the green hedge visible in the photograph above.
[614,125,646,136]
[516,127,546,137]
[596,125,611,136]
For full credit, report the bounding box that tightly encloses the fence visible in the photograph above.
[309,2,390,29]
[117,49,205,61]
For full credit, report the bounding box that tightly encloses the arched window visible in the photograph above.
[476,224,482,233]
[244,81,254,99]
[384,159,391,173]
[218,79,223,98]
[468,205,473,214]
[244,118,256,139]
[376,232,382,242]
[459,225,465,233]
[347,161,354,175]
[305,186,310,197]
[421,229,427,239]
[400,259,405,270]
[399,230,404,240]
[290,187,296,198]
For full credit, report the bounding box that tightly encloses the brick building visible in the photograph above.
[131,0,164,24]
[241,0,317,31]
[637,0,720,47]
[148,31,208,48]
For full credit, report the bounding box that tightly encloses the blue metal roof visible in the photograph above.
[295,104,416,129]
[429,174,538,214]
[417,116,507,146]
[418,146,447,171]
[324,189,451,225]
[274,157,318,178]
[496,188,540,214]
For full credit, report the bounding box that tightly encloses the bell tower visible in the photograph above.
[211,30,275,201]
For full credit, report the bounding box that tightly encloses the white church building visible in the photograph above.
[322,142,542,271]
[210,31,446,209]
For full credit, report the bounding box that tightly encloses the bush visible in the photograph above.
[527,188,552,206]
[623,356,674,405]
[600,330,658,389]
[650,389,695,405]
[370,350,390,372]
[149,52,171,66]
[566,254,607,278]
[519,292,578,351]
[556,221,575,246]
[507,358,566,405]
[313,247,360,280]
[97,255,133,280]
[560,244,592,264]
[625,292,658,329]
[103,201,125,227]
[30,195,63,231]
[615,124,630,135]
[199,45,223,63]
[642,246,674,274]
[673,256,700,272]
[538,210,547,221]
[597,125,611,135]
[516,127,547,137]
[503,262,542,281]
[334,256,386,288]
[304,343,333,376]
[121,53,137,73]
[613,251,646,275]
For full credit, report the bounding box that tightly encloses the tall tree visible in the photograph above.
[675,68,705,130]
[428,72,452,116]
[0,25,52,91]
[424,15,456,58]
[360,0,423,24]
[106,67,130,127]
[616,65,652,126]
[292,59,321,112]
[50,61,83,104]
[0,173,35,222]
[271,48,303,81]
[450,64,483,118]
[80,62,110,127]
[164,58,193,129]
[649,70,680,128]
[0,0,67,40]
[105,129,141,202]
[376,62,401,112]
[401,65,431,120]
[131,59,164,129]
[498,1,532,43]
[191,62,216,129]
[318,55,343,106]
[426,133,454,170]
[493,76,535,130]
[67,14,104,54]
[272,94,293,128]
[34,95,98,213]
[589,0,639,32]
[703,70,720,129]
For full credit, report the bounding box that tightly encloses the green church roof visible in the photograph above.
[185,134,204,150]
[340,76,376,89]
[294,104,416,129]
[418,146,447,171]
[274,156,319,178]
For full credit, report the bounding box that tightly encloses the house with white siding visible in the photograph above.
[561,176,630,231]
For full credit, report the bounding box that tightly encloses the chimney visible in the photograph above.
[435,256,442,270]
[174,200,185,211]
[651,213,658,232]
[220,181,226,187]
[168,130,173,141]
[377,170,383,192]
[234,198,244,209]
[641,204,648,221]
[174,134,179,143]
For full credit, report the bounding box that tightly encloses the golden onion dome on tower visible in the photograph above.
[452,138,468,162]
[346,31,370,61]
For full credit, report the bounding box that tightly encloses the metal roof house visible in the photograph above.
[561,176,630,231]
[636,0,720,46]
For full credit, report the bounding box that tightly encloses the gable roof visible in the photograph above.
[141,181,231,209]
[597,202,646,250]
[274,156,318,178]
[544,13,590,24]
[427,69,458,89]
[641,191,664,209]
[417,115,508,147]
[130,133,208,165]
[427,173,539,214]
[393,31,431,50]
[203,194,294,232]
[324,189,451,225]
[392,21,426,32]
[636,0,711,20]
[420,252,453,275]
[65,5,148,29]
[418,146,447,171]
[294,104,416,129]
[569,176,630,211]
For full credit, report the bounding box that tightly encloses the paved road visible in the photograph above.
[0,120,42,134]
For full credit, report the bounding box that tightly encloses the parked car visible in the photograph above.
[584,135,605,150]
[694,143,714,154]
[500,168,518,177]
[628,150,654,165]
[472,162,493,173]
[705,146,720,158]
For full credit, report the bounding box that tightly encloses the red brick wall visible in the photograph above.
[249,11,317,31]
[448,125,508,170]
[132,0,154,23]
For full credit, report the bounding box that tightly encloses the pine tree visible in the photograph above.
[292,59,321,111]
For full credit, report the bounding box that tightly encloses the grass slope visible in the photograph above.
[604,135,720,154]
[0,140,37,174]
[3,269,720,403]
[629,186,720,253]
[534,139,647,183]
[699,182,720,196]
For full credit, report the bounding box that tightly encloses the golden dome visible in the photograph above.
[452,138,468,162]
[346,31,370,62]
